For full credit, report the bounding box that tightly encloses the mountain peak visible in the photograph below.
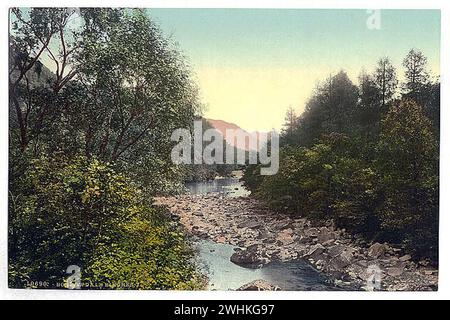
[205,118,244,133]
[205,118,265,151]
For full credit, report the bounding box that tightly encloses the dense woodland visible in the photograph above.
[9,8,209,289]
[243,50,440,262]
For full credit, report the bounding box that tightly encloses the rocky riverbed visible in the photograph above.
[155,193,438,291]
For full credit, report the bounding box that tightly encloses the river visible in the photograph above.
[186,177,338,291]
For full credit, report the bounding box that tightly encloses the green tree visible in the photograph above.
[402,49,431,104]
[295,71,359,146]
[373,57,398,109]
[357,70,382,140]
[376,99,438,259]
[8,8,205,289]
[9,8,79,153]
[281,106,298,145]
[57,9,201,193]
[10,8,202,193]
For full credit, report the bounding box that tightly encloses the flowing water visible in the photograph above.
[187,176,337,291]
[185,177,250,197]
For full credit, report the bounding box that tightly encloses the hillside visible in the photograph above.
[206,118,264,151]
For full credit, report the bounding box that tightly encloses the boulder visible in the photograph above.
[275,221,292,230]
[230,248,265,267]
[328,244,347,258]
[341,248,355,261]
[305,244,326,260]
[276,228,295,245]
[329,253,352,269]
[317,227,336,243]
[263,238,277,244]
[257,229,271,239]
[237,220,262,229]
[347,265,366,281]
[277,249,297,261]
[399,254,412,262]
[328,270,348,281]
[293,218,307,229]
[304,228,319,237]
[386,266,404,277]
[215,236,226,244]
[322,239,336,246]
[368,242,388,259]
[237,280,281,291]
[356,260,368,267]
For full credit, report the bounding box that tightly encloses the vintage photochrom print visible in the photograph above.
[8,7,440,292]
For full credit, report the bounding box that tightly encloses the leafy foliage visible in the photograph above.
[289,71,359,147]
[9,156,202,289]
[246,50,439,261]
[249,134,378,233]
[375,100,438,259]
[9,8,205,289]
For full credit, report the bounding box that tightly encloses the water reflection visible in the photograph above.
[185,177,250,198]
[196,240,337,291]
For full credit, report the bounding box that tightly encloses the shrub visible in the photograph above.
[8,155,203,289]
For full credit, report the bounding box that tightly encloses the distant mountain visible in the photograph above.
[10,60,55,89]
[206,119,241,135]
[206,118,265,151]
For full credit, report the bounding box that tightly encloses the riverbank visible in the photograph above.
[155,193,438,291]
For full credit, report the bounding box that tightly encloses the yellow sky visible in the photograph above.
[196,60,440,132]
[196,66,360,132]
[147,9,440,133]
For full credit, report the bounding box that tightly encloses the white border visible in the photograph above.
[1,0,449,300]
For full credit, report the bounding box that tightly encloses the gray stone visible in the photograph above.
[305,228,319,237]
[356,260,368,267]
[293,218,307,229]
[258,229,270,239]
[263,238,276,244]
[237,220,262,229]
[330,252,352,269]
[322,239,336,246]
[399,254,412,262]
[386,266,404,277]
[230,247,266,267]
[237,279,281,291]
[275,221,292,230]
[317,227,336,243]
[305,244,326,260]
[368,242,387,259]
[328,244,346,258]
